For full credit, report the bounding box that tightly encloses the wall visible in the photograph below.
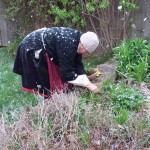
[0,4,15,47]
[143,0,150,39]
[133,0,150,39]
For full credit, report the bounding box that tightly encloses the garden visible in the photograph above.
[0,0,150,149]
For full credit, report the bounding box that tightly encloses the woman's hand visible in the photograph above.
[87,82,100,93]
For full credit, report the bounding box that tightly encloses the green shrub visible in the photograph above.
[108,83,146,110]
[114,38,150,82]
[0,0,85,30]
[0,0,139,55]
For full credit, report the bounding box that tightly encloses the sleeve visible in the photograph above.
[68,74,90,87]
[74,54,86,75]
[56,39,78,82]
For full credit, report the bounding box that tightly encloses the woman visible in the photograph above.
[13,27,99,97]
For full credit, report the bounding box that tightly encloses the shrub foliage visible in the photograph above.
[0,0,139,54]
[114,38,150,82]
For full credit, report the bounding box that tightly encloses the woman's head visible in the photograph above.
[79,32,99,54]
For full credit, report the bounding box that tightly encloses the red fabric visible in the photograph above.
[22,86,48,97]
[46,53,70,93]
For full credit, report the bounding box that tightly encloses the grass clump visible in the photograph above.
[113,38,150,82]
[0,47,36,111]
[6,36,23,57]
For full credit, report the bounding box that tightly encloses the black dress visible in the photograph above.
[13,27,86,96]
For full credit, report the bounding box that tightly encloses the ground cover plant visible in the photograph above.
[0,48,36,112]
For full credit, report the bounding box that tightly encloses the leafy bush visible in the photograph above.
[114,38,150,82]
[107,83,146,110]
[0,0,85,30]
[0,0,139,54]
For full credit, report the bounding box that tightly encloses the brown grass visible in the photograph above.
[0,91,149,150]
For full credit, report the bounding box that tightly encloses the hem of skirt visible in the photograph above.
[22,86,48,97]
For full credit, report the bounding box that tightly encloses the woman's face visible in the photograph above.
[77,42,89,54]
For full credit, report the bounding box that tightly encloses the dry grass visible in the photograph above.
[0,90,149,150]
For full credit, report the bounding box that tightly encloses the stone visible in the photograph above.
[91,62,116,89]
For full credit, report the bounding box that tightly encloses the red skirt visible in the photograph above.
[46,53,73,94]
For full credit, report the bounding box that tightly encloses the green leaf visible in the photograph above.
[61,0,68,5]
[99,0,109,9]
[113,109,129,125]
[86,2,95,12]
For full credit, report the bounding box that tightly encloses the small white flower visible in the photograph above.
[118,6,122,10]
